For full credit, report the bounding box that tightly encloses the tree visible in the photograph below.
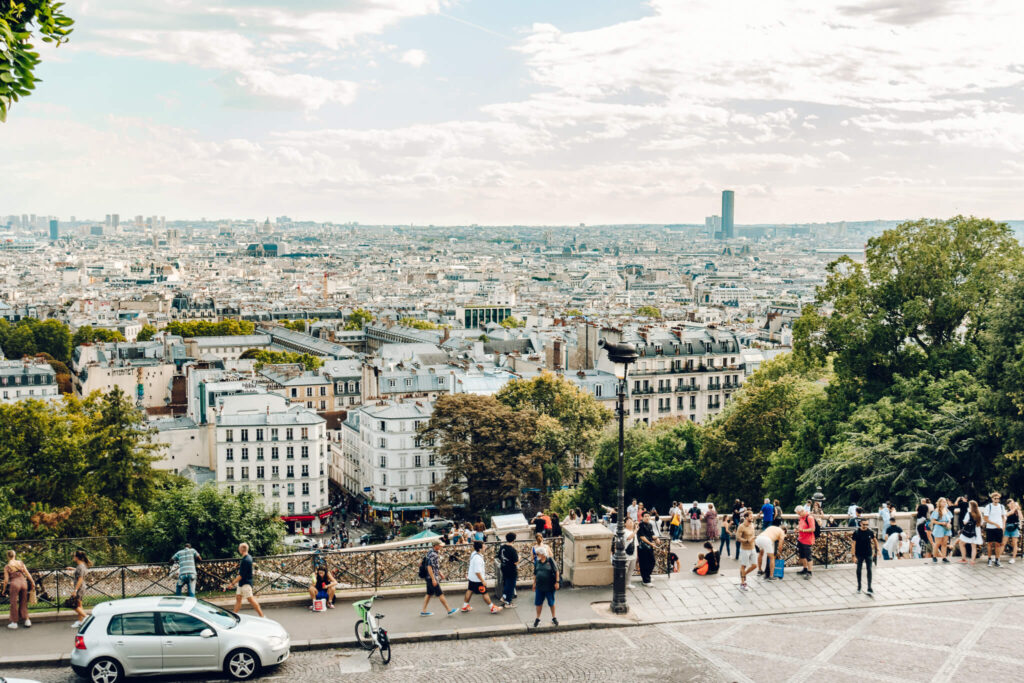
[0,0,74,122]
[33,319,72,362]
[500,315,525,329]
[398,317,439,330]
[495,372,611,489]
[795,216,1023,401]
[84,388,163,512]
[72,325,125,345]
[240,348,323,371]
[135,324,158,342]
[4,323,36,357]
[281,319,317,332]
[165,320,255,337]
[562,309,583,318]
[420,394,551,512]
[125,483,285,561]
[344,308,373,331]
[636,305,661,318]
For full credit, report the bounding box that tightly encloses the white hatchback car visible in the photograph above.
[69,596,289,683]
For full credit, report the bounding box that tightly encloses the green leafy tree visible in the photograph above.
[125,483,285,561]
[398,317,439,330]
[495,372,611,489]
[562,309,583,318]
[635,305,661,318]
[0,0,74,122]
[72,325,126,345]
[135,324,158,342]
[344,308,373,331]
[240,348,323,371]
[33,319,72,362]
[281,319,317,332]
[166,320,256,337]
[500,315,525,329]
[4,323,36,357]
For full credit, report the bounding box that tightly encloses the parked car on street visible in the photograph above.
[69,596,289,682]
[282,535,316,551]
[422,517,454,532]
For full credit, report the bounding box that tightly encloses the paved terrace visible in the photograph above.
[4,556,1024,671]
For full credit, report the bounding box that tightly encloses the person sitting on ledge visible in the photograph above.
[308,566,338,610]
[693,541,720,576]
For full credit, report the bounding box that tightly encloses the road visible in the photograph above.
[6,595,1024,682]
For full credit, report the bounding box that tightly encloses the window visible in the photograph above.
[225,429,233,442]
[302,483,309,495]
[108,612,157,636]
[225,467,234,480]
[290,388,298,398]
[382,473,387,486]
[301,446,309,458]
[379,438,387,449]
[414,455,421,467]
[319,386,326,396]
[287,466,294,478]
[429,490,435,502]
[241,467,249,480]
[287,483,295,496]
[228,486,234,494]
[271,447,279,460]
[380,455,387,468]
[413,420,422,431]
[431,471,437,484]
[302,501,311,513]
[301,427,309,439]
[271,428,278,441]
[286,446,294,459]
[437,377,444,385]
[240,429,248,442]
[595,385,602,397]
[159,612,207,637]
[306,387,313,397]
[378,421,386,432]
[633,399,641,412]
[225,448,234,461]
[429,454,435,467]
[287,502,295,513]
[271,466,279,478]
[256,447,264,460]
[642,399,649,412]
[241,448,248,460]
[388,379,396,388]
[301,465,309,477]
[319,400,326,410]
[256,466,265,479]
[272,483,280,497]
[690,396,696,410]
[256,429,264,441]
[286,428,293,440]
[257,484,265,496]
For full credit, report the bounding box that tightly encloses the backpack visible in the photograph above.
[500,545,516,573]
[418,554,430,579]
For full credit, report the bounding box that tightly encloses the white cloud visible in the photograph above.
[399,49,427,68]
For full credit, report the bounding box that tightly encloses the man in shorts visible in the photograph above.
[983,492,1006,567]
[796,506,816,578]
[420,540,457,616]
[225,543,264,617]
[461,541,502,614]
[736,513,757,591]
[755,523,786,581]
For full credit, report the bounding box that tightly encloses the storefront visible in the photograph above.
[281,507,334,535]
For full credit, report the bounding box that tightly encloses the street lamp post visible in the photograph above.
[600,339,638,615]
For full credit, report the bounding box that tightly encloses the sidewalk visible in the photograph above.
[5,558,1024,668]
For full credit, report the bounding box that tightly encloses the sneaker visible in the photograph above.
[552,618,559,626]
[942,558,950,563]
[460,606,472,612]
[1011,558,1016,564]
[796,568,809,575]
[804,572,813,579]
[533,618,540,628]
[71,621,82,629]
[490,605,502,614]
[867,587,874,596]
[642,582,653,587]
[932,557,938,563]
[447,608,458,617]
[7,623,16,630]
[994,560,1002,567]
[738,583,749,591]
[420,611,433,617]
[988,558,994,566]
[23,619,31,628]
[856,586,861,593]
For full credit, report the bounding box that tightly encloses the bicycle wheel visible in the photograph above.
[354,619,374,650]
[378,629,391,664]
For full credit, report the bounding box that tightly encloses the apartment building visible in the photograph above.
[260,363,334,412]
[0,360,59,403]
[215,393,329,533]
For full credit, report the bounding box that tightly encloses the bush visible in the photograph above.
[400,523,420,537]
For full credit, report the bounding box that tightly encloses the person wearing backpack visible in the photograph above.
[499,532,519,607]
[420,540,457,617]
[983,492,1007,567]
[957,500,983,565]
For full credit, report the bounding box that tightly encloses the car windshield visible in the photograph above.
[191,600,239,629]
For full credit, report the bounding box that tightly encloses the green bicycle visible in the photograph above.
[353,595,391,664]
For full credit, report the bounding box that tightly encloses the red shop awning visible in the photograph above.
[317,509,334,519]
[281,514,315,522]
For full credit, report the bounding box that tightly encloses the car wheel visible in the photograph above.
[87,657,124,683]
[224,648,261,681]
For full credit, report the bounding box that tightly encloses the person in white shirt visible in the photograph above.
[983,492,1006,567]
[877,503,891,538]
[882,529,901,560]
[461,541,502,614]
[627,499,639,523]
[847,502,859,527]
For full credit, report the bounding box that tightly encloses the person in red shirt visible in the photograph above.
[796,506,816,579]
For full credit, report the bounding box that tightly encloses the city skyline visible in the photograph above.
[2,1,1023,224]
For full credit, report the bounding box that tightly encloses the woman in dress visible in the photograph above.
[957,500,983,565]
[705,503,719,541]
[929,497,953,563]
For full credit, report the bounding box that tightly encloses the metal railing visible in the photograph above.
[0,537,564,615]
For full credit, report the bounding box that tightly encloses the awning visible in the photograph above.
[317,509,334,519]
[281,514,315,522]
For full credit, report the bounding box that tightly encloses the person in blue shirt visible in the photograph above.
[760,499,774,528]
[171,543,202,598]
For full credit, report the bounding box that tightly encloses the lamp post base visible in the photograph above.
[611,554,629,614]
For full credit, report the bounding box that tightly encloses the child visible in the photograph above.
[668,550,680,574]
[910,533,922,559]
[692,541,720,576]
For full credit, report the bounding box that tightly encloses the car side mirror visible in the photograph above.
[200,628,216,638]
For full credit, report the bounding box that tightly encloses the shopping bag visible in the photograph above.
[312,598,327,612]
[773,558,785,579]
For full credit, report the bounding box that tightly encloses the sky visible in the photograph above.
[2,0,1023,225]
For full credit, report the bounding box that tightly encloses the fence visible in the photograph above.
[1,537,565,615]
[0,536,136,569]
[776,528,854,567]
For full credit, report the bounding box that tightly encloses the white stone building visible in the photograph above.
[0,360,59,403]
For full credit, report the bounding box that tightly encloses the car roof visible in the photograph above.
[93,596,197,615]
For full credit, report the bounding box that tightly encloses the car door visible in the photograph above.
[159,611,221,672]
[108,612,163,674]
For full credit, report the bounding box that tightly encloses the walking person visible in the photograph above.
[1005,498,1021,564]
[2,550,34,629]
[627,499,639,524]
[929,498,953,563]
[461,541,502,614]
[755,523,786,581]
[531,545,560,627]
[760,498,775,529]
[772,499,783,526]
[687,501,703,541]
[957,501,983,564]
[420,540,457,617]
[68,549,91,628]
[637,512,657,587]
[983,492,1006,567]
[915,498,932,557]
[225,543,264,617]
[852,517,879,595]
[171,542,202,597]
[499,532,519,607]
[795,506,816,579]
[622,518,638,584]
[718,516,733,558]
[669,503,682,542]
[736,513,757,591]
[705,503,718,542]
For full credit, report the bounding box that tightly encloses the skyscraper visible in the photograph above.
[721,190,734,240]
[705,215,721,239]
[49,219,59,241]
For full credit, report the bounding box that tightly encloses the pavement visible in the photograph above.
[6,548,1024,671]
